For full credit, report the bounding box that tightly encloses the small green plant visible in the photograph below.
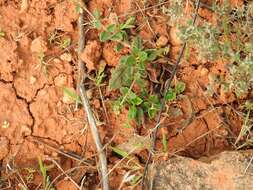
[161,128,168,153]
[165,81,186,101]
[228,57,253,97]
[99,17,135,42]
[235,101,253,149]
[63,87,82,104]
[37,52,49,76]
[109,37,170,125]
[178,21,221,61]
[38,158,55,190]
[92,9,135,44]
[59,38,71,49]
[162,0,185,25]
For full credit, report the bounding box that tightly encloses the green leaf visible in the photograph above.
[130,96,143,106]
[112,100,121,114]
[148,107,157,118]
[120,17,135,30]
[120,87,129,95]
[148,95,160,104]
[93,9,101,19]
[99,31,110,42]
[165,88,176,101]
[162,132,168,153]
[146,49,158,61]
[107,24,117,33]
[130,175,142,186]
[136,107,144,126]
[110,146,129,158]
[126,55,136,65]
[123,122,132,128]
[128,106,137,119]
[115,43,124,52]
[138,51,148,62]
[63,87,82,104]
[111,32,123,41]
[175,81,186,94]
[109,61,132,90]
[75,4,82,13]
[38,158,47,180]
[132,37,143,53]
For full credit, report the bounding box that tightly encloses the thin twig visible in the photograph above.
[141,1,201,189]
[244,156,253,175]
[30,137,89,164]
[78,2,109,189]
[45,158,81,190]
[75,0,86,110]
[79,82,110,190]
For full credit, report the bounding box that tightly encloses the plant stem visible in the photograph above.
[120,78,136,106]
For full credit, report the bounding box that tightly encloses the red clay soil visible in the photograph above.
[0,0,244,189]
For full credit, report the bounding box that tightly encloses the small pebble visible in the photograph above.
[169,27,182,46]
[200,67,209,76]
[30,37,47,53]
[2,120,10,129]
[156,35,169,47]
[54,74,67,87]
[60,53,72,62]
[30,76,37,84]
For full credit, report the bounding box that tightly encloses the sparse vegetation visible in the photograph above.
[3,1,253,189]
[38,158,55,190]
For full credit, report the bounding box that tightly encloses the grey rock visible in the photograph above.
[148,151,253,190]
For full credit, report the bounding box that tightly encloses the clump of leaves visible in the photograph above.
[235,101,253,149]
[109,37,169,124]
[165,81,186,101]
[228,57,253,97]
[38,158,55,190]
[178,21,221,61]
[92,9,135,44]
[99,17,135,43]
[162,0,185,25]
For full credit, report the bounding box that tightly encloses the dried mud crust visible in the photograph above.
[0,0,245,189]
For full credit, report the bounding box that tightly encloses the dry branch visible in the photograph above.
[77,1,110,190]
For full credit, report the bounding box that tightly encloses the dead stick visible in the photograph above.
[79,83,109,190]
[77,2,110,189]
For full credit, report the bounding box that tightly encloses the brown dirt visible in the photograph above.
[0,0,245,190]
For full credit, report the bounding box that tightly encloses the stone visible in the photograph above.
[148,151,253,190]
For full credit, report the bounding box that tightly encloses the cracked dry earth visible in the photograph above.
[0,0,247,189]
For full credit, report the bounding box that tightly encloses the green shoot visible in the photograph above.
[63,87,82,104]
[38,158,55,190]
[162,128,168,153]
[99,17,135,43]
[165,81,186,101]
[38,52,49,76]
[110,146,129,158]
[59,38,71,49]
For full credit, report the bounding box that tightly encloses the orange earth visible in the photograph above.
[0,0,245,189]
